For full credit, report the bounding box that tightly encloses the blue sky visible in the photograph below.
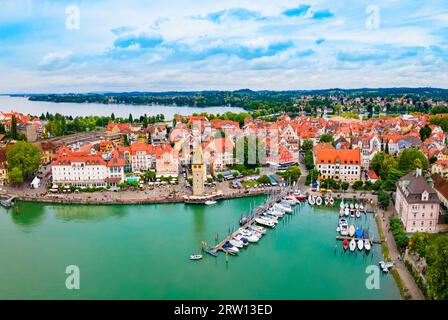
[0,0,447,93]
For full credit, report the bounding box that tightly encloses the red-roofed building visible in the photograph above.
[51,146,125,187]
[314,146,361,183]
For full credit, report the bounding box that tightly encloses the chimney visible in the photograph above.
[415,168,422,177]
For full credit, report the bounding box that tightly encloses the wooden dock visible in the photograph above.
[211,187,292,255]
[336,235,382,244]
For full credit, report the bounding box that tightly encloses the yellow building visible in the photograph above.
[192,145,205,196]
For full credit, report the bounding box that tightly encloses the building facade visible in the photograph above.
[395,169,440,233]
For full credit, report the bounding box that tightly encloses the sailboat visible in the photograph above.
[349,239,356,252]
[357,239,364,251]
[343,239,349,250]
[349,225,355,237]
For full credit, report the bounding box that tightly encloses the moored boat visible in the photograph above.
[315,196,323,206]
[355,228,363,239]
[364,239,371,251]
[357,239,364,251]
[190,254,203,260]
[349,239,356,251]
[205,200,217,206]
[343,239,349,250]
[349,225,355,237]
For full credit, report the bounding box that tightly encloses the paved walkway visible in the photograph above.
[379,206,425,300]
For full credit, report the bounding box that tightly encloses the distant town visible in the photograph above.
[1,89,448,299]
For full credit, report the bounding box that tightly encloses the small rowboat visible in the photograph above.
[190,254,203,260]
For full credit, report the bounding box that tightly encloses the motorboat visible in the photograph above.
[324,196,330,206]
[283,196,298,205]
[329,197,334,206]
[273,203,286,213]
[239,229,259,242]
[255,217,275,228]
[343,239,349,250]
[234,234,249,246]
[355,210,361,218]
[339,207,344,217]
[250,225,267,234]
[190,254,203,260]
[308,195,316,205]
[340,201,345,209]
[278,202,293,213]
[223,241,239,254]
[355,228,363,239]
[315,196,323,206]
[355,203,359,209]
[239,216,249,226]
[379,261,394,272]
[294,190,307,201]
[230,239,244,248]
[267,208,284,217]
[339,219,349,236]
[350,209,355,218]
[261,213,279,223]
[350,203,354,209]
[349,239,356,252]
[357,239,364,251]
[364,239,371,251]
[359,204,364,211]
[349,225,355,237]
[205,200,217,206]
[344,208,350,216]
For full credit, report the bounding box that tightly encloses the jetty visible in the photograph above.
[0,196,15,208]
[336,235,382,244]
[211,186,292,255]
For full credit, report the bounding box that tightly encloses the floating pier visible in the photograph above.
[336,236,382,244]
[212,187,293,255]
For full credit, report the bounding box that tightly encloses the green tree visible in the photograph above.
[111,113,115,121]
[6,141,41,184]
[8,167,24,185]
[279,166,301,183]
[142,170,156,182]
[319,134,334,144]
[10,115,18,139]
[397,148,429,173]
[426,240,448,299]
[341,181,349,191]
[419,125,432,142]
[371,151,385,176]
[301,139,314,152]
[377,191,390,210]
[257,175,271,184]
[304,150,314,170]
[352,180,364,190]
[128,113,133,123]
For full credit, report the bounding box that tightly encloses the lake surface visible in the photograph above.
[0,197,400,299]
[0,96,245,118]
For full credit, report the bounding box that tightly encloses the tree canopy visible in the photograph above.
[6,141,42,184]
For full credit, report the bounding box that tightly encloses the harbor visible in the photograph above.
[0,196,400,299]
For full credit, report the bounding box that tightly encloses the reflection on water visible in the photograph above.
[8,203,46,230]
[52,205,128,222]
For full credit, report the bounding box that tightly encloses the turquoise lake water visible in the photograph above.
[0,197,400,299]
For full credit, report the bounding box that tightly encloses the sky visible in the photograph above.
[0,0,447,93]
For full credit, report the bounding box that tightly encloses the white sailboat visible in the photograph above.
[357,239,364,251]
[364,239,371,251]
[349,239,356,252]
